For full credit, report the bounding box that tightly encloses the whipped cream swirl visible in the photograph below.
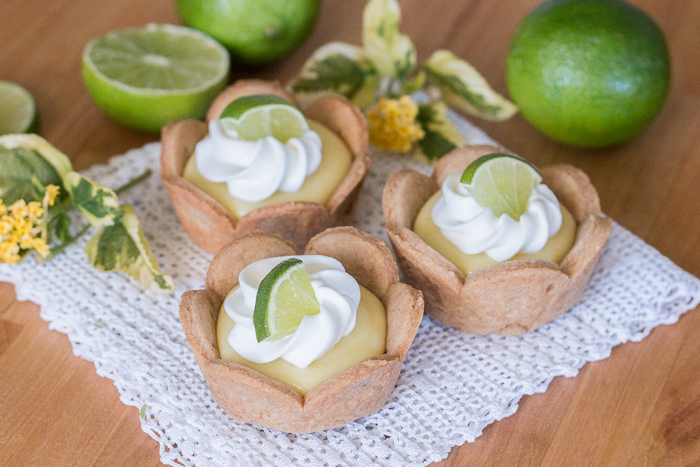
[195,119,322,202]
[225,255,360,369]
[432,172,563,262]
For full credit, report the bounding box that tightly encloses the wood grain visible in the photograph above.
[0,0,699,465]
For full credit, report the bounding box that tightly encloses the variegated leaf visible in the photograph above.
[362,0,417,79]
[289,42,379,109]
[85,204,174,294]
[424,50,518,121]
[63,172,121,229]
[0,134,73,178]
[416,100,465,162]
[0,134,72,205]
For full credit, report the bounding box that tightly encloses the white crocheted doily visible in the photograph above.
[1,112,699,467]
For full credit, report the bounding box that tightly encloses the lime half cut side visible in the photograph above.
[0,81,37,135]
[253,258,320,342]
[461,153,542,220]
[219,94,309,142]
[82,23,230,132]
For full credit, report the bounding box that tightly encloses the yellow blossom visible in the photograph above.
[0,194,52,263]
[28,201,44,220]
[8,231,21,245]
[19,233,35,249]
[0,241,20,264]
[32,237,50,257]
[9,199,28,218]
[45,185,60,206]
[0,218,11,236]
[367,96,425,152]
[12,215,29,234]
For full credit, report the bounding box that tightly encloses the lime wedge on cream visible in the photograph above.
[220,94,309,142]
[253,258,320,342]
[461,153,542,220]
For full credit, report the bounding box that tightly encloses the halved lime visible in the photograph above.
[461,153,542,220]
[82,23,230,132]
[0,81,37,135]
[219,94,309,142]
[253,258,320,342]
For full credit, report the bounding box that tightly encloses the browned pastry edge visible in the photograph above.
[383,144,612,335]
[161,79,371,254]
[179,227,424,433]
[305,226,399,301]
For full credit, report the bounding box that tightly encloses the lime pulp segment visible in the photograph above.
[85,24,228,91]
[220,94,309,142]
[253,258,320,342]
[461,153,542,220]
[0,81,37,135]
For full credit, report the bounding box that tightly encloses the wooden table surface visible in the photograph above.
[1,0,699,465]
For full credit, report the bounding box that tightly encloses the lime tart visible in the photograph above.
[161,80,371,253]
[383,145,612,335]
[179,227,424,433]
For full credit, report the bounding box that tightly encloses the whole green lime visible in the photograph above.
[175,0,320,65]
[506,0,670,147]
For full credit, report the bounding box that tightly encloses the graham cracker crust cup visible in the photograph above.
[179,227,424,433]
[161,79,371,254]
[383,144,612,336]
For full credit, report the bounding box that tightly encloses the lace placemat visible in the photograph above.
[1,112,699,467]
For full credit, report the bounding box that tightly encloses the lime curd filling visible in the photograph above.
[414,174,577,275]
[217,255,387,396]
[183,119,352,218]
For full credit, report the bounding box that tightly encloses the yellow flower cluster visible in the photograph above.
[0,185,59,264]
[367,96,425,152]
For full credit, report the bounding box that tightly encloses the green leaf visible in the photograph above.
[416,100,465,162]
[401,71,426,95]
[0,134,73,179]
[63,172,121,229]
[54,213,72,244]
[85,204,174,294]
[0,145,62,205]
[423,50,518,121]
[362,0,417,79]
[289,42,379,109]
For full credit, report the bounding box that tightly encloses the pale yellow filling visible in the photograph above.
[413,191,577,275]
[183,120,353,218]
[217,286,387,396]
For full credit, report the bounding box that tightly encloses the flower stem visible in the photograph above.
[48,224,90,258]
[48,200,74,219]
[114,169,152,195]
[44,169,152,260]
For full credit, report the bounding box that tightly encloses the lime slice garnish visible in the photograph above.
[253,258,320,342]
[0,81,37,135]
[219,94,309,142]
[461,153,542,220]
[82,23,229,132]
